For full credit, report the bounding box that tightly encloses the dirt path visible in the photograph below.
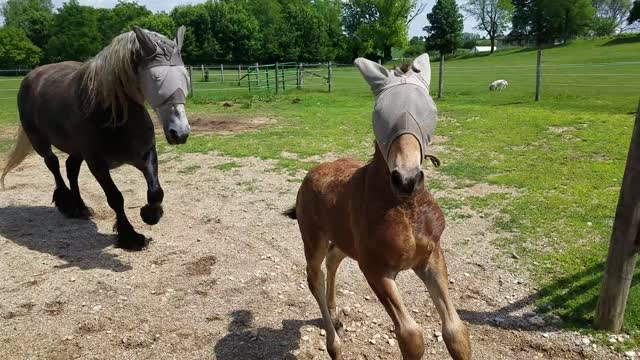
[0,152,620,360]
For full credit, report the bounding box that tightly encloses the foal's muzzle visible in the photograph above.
[390,168,424,198]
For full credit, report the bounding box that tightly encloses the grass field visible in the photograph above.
[1,36,639,349]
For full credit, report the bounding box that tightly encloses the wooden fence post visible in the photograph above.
[237,64,241,86]
[266,69,269,90]
[594,100,640,332]
[220,64,224,83]
[281,65,286,92]
[438,53,444,100]
[300,63,304,89]
[535,48,542,102]
[275,62,279,95]
[248,67,252,93]
[201,64,205,81]
[255,63,260,86]
[328,61,333,93]
[188,66,194,98]
[296,63,301,89]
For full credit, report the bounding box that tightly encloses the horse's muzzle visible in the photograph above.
[167,127,189,144]
[390,168,424,198]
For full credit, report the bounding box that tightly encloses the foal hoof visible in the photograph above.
[115,231,148,251]
[140,204,163,225]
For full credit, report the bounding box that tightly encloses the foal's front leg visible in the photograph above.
[134,147,164,225]
[414,246,471,360]
[361,267,424,360]
[85,157,146,250]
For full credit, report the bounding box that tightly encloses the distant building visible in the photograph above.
[471,46,497,53]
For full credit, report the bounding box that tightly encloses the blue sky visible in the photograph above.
[49,0,479,38]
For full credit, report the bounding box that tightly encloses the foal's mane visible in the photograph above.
[81,31,145,125]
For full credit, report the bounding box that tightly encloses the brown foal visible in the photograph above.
[284,55,471,360]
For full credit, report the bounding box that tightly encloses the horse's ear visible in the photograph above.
[411,53,431,87]
[132,25,156,57]
[354,57,390,95]
[176,25,186,51]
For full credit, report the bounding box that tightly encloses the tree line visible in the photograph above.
[0,0,639,69]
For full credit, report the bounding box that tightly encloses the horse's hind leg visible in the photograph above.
[65,155,93,219]
[302,231,343,360]
[414,246,471,360]
[85,157,146,250]
[30,137,75,217]
[326,244,347,331]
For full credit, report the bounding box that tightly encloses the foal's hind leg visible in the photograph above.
[326,244,347,331]
[85,157,146,250]
[414,246,471,360]
[303,234,343,360]
[65,155,93,219]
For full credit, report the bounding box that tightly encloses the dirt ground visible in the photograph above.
[0,142,625,359]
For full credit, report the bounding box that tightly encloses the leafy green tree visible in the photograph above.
[403,36,426,57]
[511,0,594,45]
[461,32,482,48]
[170,3,219,64]
[0,0,53,49]
[592,0,632,31]
[343,0,426,61]
[629,0,640,24]
[0,26,42,67]
[462,0,513,53]
[424,0,463,99]
[591,15,618,35]
[424,0,463,55]
[45,0,102,61]
[127,13,176,38]
[210,1,262,63]
[274,0,332,62]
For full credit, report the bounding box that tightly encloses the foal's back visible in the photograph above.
[295,158,364,258]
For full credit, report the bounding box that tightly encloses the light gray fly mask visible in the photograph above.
[133,26,190,144]
[354,53,440,168]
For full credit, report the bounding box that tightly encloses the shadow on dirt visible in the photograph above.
[458,262,639,333]
[214,309,319,359]
[0,206,131,272]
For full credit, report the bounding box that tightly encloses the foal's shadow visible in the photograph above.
[214,310,318,359]
[0,206,131,272]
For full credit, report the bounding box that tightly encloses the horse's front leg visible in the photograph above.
[134,146,164,225]
[85,156,147,250]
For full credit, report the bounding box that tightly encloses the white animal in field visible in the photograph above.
[489,79,508,91]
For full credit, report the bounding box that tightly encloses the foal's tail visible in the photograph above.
[282,206,297,220]
[1,123,33,189]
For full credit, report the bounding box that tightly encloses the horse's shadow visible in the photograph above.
[0,206,131,272]
[213,309,319,360]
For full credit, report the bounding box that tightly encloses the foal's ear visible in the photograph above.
[176,25,186,51]
[354,57,390,95]
[411,53,431,87]
[133,26,156,57]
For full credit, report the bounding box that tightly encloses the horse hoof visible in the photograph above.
[140,204,163,225]
[116,231,148,251]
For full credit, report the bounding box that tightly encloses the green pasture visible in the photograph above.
[0,36,639,348]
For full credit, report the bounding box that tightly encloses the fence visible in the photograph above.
[1,58,639,102]
[187,62,334,97]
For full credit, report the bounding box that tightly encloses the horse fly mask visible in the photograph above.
[133,26,191,144]
[355,53,440,170]
[136,28,190,107]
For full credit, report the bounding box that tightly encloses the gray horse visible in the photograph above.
[1,26,191,250]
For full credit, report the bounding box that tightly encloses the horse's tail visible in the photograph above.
[282,206,297,220]
[1,123,32,189]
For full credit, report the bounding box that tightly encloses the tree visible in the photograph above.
[0,26,42,67]
[511,0,594,45]
[629,0,640,24]
[424,0,463,99]
[461,32,482,48]
[343,0,426,61]
[462,0,513,54]
[0,0,53,49]
[126,13,175,38]
[210,1,262,63]
[170,3,219,64]
[592,0,632,31]
[404,36,427,57]
[45,0,102,62]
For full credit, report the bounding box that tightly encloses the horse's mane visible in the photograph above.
[81,31,144,125]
